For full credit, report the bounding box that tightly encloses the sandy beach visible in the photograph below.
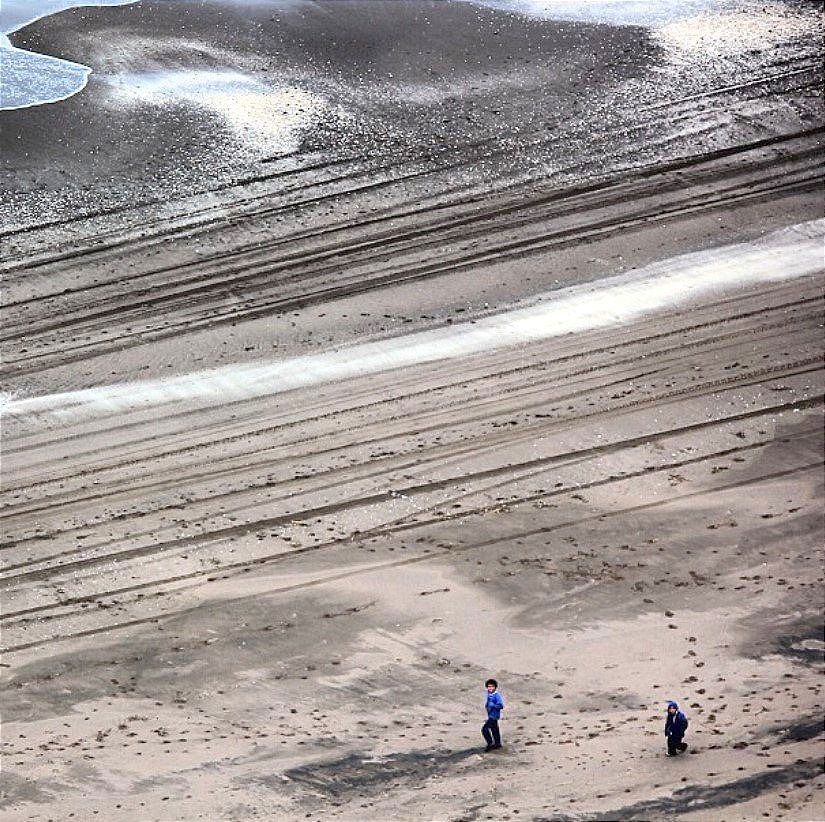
[1,1,823,820]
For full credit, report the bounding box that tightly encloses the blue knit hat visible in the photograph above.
[667,701,679,709]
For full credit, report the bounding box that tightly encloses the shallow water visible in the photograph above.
[0,0,136,109]
[1,0,818,110]
[0,0,135,35]
[467,0,818,54]
[465,0,727,25]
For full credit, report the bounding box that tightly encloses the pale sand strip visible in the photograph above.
[4,219,822,426]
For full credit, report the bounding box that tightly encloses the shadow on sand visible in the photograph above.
[284,746,482,797]
[538,758,821,821]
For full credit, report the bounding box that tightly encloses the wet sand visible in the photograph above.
[1,1,824,820]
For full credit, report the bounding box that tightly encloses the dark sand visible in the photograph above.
[1,1,823,820]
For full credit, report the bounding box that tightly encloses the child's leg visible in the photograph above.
[482,720,494,746]
[490,720,501,747]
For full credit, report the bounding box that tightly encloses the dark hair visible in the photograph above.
[485,678,498,688]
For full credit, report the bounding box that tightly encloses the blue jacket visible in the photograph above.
[486,691,504,720]
[665,702,688,738]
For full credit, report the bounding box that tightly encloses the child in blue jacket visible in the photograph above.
[665,700,689,755]
[482,678,504,752]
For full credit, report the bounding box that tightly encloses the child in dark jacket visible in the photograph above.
[482,678,504,752]
[665,701,689,755]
